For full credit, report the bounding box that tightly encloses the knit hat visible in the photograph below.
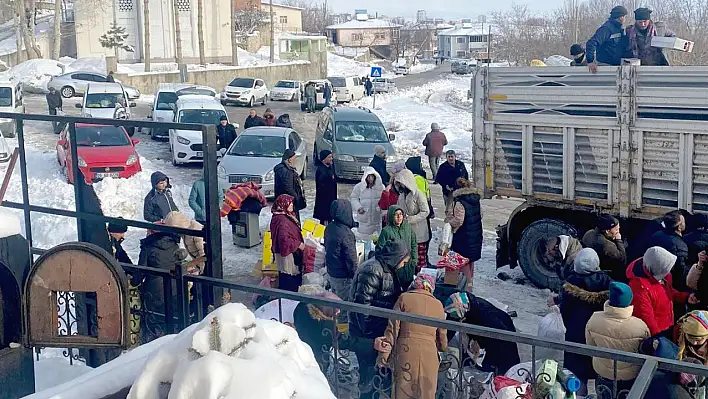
[679,311,708,337]
[573,248,601,275]
[610,5,628,19]
[445,292,470,320]
[107,217,128,234]
[597,214,619,231]
[431,122,440,131]
[634,7,652,21]
[219,115,228,121]
[643,246,677,281]
[609,282,633,308]
[570,44,585,56]
[410,273,435,293]
[282,148,296,161]
[319,149,332,161]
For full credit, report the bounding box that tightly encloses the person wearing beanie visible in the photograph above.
[569,43,587,66]
[369,145,390,186]
[422,122,448,179]
[583,214,627,282]
[273,148,306,220]
[626,7,676,66]
[313,149,337,224]
[674,310,708,366]
[107,218,133,265]
[586,5,629,72]
[216,114,237,150]
[627,246,697,336]
[649,210,689,291]
[585,282,650,393]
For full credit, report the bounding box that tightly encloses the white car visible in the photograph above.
[75,82,136,134]
[395,65,410,75]
[169,96,231,166]
[220,77,269,107]
[372,77,395,93]
[270,80,301,102]
[326,76,365,103]
[147,83,218,139]
[0,79,24,138]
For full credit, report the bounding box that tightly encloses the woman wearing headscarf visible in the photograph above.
[377,205,417,289]
[674,310,708,365]
[313,150,337,224]
[270,194,305,292]
[378,274,447,399]
[394,169,430,272]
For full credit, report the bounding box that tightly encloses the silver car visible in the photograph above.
[372,77,395,93]
[47,72,141,99]
[217,127,308,198]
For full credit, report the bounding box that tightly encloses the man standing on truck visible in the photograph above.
[626,7,675,66]
[582,215,627,282]
[586,6,629,73]
[435,150,469,210]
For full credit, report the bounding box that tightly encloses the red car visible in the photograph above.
[56,123,142,184]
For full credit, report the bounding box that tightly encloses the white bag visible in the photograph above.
[439,223,453,255]
[536,305,566,362]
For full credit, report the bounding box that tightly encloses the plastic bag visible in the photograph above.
[436,251,470,271]
[303,272,324,287]
[536,305,566,362]
[439,223,453,255]
[303,233,324,274]
[480,376,530,399]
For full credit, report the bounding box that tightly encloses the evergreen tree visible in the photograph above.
[99,22,135,59]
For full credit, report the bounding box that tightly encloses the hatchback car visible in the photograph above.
[56,123,142,184]
[220,77,269,107]
[217,127,307,197]
[270,80,301,102]
[48,72,141,99]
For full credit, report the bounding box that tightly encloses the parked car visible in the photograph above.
[56,123,142,184]
[217,126,307,197]
[0,79,24,138]
[75,83,136,135]
[271,80,301,102]
[314,106,395,180]
[146,83,218,140]
[48,72,141,99]
[169,96,231,166]
[451,59,477,74]
[395,65,410,75]
[219,77,269,107]
[326,75,365,103]
[372,77,395,93]
[299,79,332,111]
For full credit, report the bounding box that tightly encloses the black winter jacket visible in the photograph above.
[111,236,133,265]
[313,162,337,223]
[586,19,626,65]
[435,160,469,196]
[138,232,181,314]
[369,156,390,186]
[77,178,112,254]
[217,123,237,150]
[46,92,62,110]
[244,115,266,129]
[143,172,178,222]
[649,229,689,291]
[350,239,410,339]
[684,230,708,267]
[275,115,293,128]
[450,187,483,262]
[582,228,627,282]
[324,200,357,279]
[273,162,306,211]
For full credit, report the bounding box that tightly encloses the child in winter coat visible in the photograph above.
[350,167,384,235]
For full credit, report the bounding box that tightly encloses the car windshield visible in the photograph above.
[335,121,388,143]
[228,135,285,158]
[178,109,226,124]
[327,77,346,87]
[75,125,131,147]
[85,93,126,109]
[177,87,216,97]
[155,92,179,111]
[228,78,255,88]
[275,81,297,88]
[0,87,11,107]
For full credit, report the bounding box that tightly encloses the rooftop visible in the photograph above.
[325,19,402,30]
[438,23,494,36]
[260,1,303,10]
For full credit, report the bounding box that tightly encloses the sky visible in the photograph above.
[325,0,564,18]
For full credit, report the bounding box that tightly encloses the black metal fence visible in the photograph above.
[2,112,708,399]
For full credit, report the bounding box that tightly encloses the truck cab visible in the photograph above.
[0,80,24,138]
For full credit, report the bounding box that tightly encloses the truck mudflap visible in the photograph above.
[496,223,510,268]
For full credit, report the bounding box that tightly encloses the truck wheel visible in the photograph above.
[517,218,578,290]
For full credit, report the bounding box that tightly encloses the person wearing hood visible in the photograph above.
[217,115,237,150]
[378,160,404,227]
[274,149,306,220]
[378,274,447,399]
[546,234,584,280]
[270,194,305,292]
[586,6,629,73]
[314,150,337,224]
[649,210,689,291]
[144,171,178,223]
[107,219,132,265]
[570,43,587,66]
[626,7,675,66]
[275,113,292,128]
[585,282,650,396]
[189,170,224,225]
[422,123,447,180]
[444,177,482,290]
[350,167,384,235]
[324,199,358,299]
[628,246,697,336]
[263,108,276,126]
[558,248,613,382]
[444,292,520,375]
[582,214,627,282]
[378,205,417,289]
[394,169,430,272]
[405,156,434,231]
[435,150,469,210]
[369,145,390,186]
[244,109,266,129]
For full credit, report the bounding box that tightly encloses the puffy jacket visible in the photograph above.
[350,239,409,339]
[649,229,689,291]
[395,170,430,243]
[189,172,225,222]
[275,114,292,128]
[449,186,483,262]
[324,200,358,279]
[422,130,448,157]
[244,115,266,129]
[163,211,205,259]
[582,227,627,282]
[217,123,237,150]
[586,302,650,381]
[434,160,469,196]
[350,167,384,235]
[144,172,178,222]
[46,91,62,110]
[627,258,689,336]
[138,231,182,314]
[273,162,306,211]
[378,205,417,289]
[586,19,626,65]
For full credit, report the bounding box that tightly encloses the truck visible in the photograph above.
[470,65,708,290]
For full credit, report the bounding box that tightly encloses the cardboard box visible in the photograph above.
[651,36,694,53]
[443,269,460,286]
[251,260,278,278]
[262,231,273,266]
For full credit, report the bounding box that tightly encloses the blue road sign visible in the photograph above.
[370,66,382,78]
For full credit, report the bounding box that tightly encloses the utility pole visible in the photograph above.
[269,0,274,63]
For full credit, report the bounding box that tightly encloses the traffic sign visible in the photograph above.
[370,66,382,78]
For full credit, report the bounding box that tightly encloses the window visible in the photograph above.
[353,77,361,86]
[470,35,485,43]
[290,132,302,149]
[229,78,255,88]
[255,80,264,88]
[456,37,466,44]
[279,15,287,24]
[335,121,388,143]
[391,28,400,38]
[374,32,386,40]
[0,87,11,107]
[155,92,179,110]
[89,74,108,82]
[229,135,285,158]
[75,125,130,147]
[456,50,467,57]
[352,33,363,41]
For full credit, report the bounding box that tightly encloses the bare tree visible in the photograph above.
[233,9,267,36]
[20,0,42,59]
[230,0,238,65]
[143,0,150,71]
[52,0,61,59]
[280,0,333,33]
[197,0,205,65]
[172,0,183,64]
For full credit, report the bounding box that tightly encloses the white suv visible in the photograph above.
[220,78,269,107]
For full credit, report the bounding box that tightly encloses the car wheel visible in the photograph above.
[300,157,308,179]
[248,96,254,107]
[221,100,228,106]
[262,95,268,106]
[61,86,75,98]
[517,218,578,291]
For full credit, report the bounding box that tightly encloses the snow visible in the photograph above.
[408,63,437,74]
[327,52,391,78]
[0,59,66,93]
[325,19,402,30]
[544,55,572,66]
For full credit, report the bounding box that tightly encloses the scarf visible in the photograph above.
[409,274,435,293]
[628,21,656,59]
[272,194,300,227]
[445,292,470,320]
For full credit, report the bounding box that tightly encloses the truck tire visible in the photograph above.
[517,218,578,290]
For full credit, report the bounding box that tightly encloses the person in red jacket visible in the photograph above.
[627,246,698,336]
[270,194,305,292]
[422,122,448,180]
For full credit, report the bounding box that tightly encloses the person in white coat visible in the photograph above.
[394,169,430,272]
[350,167,385,235]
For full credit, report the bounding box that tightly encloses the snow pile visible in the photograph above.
[408,63,437,74]
[327,52,389,77]
[128,303,334,399]
[543,55,572,66]
[0,59,65,93]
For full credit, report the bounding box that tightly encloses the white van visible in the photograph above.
[326,75,365,103]
[147,83,218,139]
[169,96,230,166]
[0,80,24,138]
[76,82,136,133]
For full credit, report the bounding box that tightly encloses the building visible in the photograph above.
[325,16,401,48]
[234,0,259,10]
[437,23,492,60]
[416,10,427,23]
[260,2,303,33]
